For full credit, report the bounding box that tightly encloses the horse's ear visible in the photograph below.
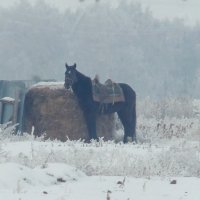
[74,63,77,69]
[65,63,68,68]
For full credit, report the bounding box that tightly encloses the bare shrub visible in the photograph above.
[137,96,194,119]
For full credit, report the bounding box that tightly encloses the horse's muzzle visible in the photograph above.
[64,78,72,89]
[64,83,70,89]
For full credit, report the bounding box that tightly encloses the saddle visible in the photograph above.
[92,76,125,104]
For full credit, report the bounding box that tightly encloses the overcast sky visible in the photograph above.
[0,0,199,25]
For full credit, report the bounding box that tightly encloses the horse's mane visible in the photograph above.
[76,69,92,83]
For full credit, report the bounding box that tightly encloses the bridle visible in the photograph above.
[64,75,73,89]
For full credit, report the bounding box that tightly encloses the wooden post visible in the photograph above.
[0,97,15,125]
[13,90,20,125]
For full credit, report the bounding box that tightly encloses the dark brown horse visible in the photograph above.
[64,63,136,143]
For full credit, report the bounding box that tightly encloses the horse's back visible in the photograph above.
[119,83,136,102]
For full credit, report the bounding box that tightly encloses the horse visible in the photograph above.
[64,63,136,143]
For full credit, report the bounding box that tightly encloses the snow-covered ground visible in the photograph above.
[0,116,200,200]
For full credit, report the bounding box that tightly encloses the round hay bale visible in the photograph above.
[22,82,115,141]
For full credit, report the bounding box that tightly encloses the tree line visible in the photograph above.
[0,0,200,99]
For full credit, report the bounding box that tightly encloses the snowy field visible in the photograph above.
[0,115,200,200]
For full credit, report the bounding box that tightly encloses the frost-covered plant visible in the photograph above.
[0,122,17,138]
[137,96,196,119]
[0,100,200,178]
[0,123,45,142]
[137,116,200,143]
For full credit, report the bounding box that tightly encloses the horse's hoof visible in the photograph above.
[124,137,137,144]
[85,137,99,143]
[127,136,133,143]
[84,138,91,143]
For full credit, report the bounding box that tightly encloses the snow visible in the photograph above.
[0,140,199,199]
[31,82,64,90]
[0,162,200,200]
[0,97,15,103]
[0,116,200,200]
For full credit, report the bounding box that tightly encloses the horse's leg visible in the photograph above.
[131,105,137,142]
[83,111,98,141]
[117,109,132,143]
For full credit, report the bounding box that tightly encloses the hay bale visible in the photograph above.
[22,82,115,141]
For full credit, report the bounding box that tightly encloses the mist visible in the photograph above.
[0,0,200,99]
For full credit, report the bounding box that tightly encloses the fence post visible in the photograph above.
[13,90,20,125]
[0,97,15,125]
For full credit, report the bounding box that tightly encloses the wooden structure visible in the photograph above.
[0,94,20,125]
[0,80,43,131]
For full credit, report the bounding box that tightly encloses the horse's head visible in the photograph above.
[64,63,78,89]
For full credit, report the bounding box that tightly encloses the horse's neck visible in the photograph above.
[76,71,88,82]
[73,71,92,96]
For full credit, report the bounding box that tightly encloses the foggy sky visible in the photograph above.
[0,0,200,98]
[0,0,200,25]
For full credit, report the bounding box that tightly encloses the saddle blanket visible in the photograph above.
[92,78,125,104]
